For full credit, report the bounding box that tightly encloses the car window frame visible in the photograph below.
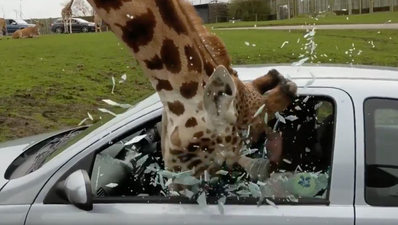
[41,93,339,207]
[363,97,398,207]
[37,86,357,208]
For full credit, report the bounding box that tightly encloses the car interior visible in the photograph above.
[89,94,336,200]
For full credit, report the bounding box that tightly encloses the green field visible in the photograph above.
[0,29,397,142]
[208,11,398,28]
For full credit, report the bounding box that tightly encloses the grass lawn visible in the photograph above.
[0,29,397,142]
[208,11,398,28]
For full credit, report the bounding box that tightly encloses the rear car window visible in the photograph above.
[364,98,398,206]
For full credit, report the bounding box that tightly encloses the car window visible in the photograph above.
[89,94,336,206]
[14,19,28,25]
[74,18,89,23]
[364,98,398,207]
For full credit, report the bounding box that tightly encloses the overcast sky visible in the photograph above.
[0,0,228,19]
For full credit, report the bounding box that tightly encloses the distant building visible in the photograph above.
[194,3,228,24]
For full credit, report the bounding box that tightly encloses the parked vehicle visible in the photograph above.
[50,18,95,34]
[0,64,397,224]
[2,19,34,35]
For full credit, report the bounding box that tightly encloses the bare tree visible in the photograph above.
[61,0,92,16]
[73,0,92,16]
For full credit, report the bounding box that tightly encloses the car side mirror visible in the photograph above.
[11,22,17,25]
[56,169,93,211]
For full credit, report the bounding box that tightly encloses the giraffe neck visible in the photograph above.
[86,0,235,104]
[66,0,74,8]
[63,0,74,16]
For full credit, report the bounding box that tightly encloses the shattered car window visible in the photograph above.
[90,95,335,213]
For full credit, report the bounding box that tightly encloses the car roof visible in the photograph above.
[54,18,81,21]
[235,63,398,82]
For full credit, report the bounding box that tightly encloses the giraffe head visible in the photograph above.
[165,64,297,176]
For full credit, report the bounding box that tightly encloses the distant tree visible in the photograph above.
[61,0,92,16]
[72,0,92,16]
[228,0,270,21]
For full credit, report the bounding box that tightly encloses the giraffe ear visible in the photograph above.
[203,65,237,124]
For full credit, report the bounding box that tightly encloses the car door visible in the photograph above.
[25,87,355,225]
[6,19,18,33]
[354,80,398,225]
[71,19,80,33]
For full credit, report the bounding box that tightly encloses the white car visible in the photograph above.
[0,64,397,225]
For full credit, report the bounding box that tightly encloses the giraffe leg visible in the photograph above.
[69,18,72,34]
[64,20,67,33]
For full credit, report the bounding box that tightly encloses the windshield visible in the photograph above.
[14,19,28,24]
[42,108,127,164]
[74,18,90,23]
[41,91,155,164]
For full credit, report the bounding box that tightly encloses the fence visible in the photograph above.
[271,0,398,17]
[213,0,398,23]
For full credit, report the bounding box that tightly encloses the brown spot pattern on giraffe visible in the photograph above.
[185,117,198,127]
[173,166,182,172]
[193,131,204,139]
[144,55,163,70]
[194,166,209,177]
[160,39,181,74]
[184,45,202,73]
[180,81,198,99]
[92,0,131,13]
[167,101,185,115]
[187,159,202,169]
[225,136,231,143]
[115,8,156,53]
[154,0,188,35]
[204,62,214,76]
[177,153,197,163]
[170,149,184,155]
[154,78,173,92]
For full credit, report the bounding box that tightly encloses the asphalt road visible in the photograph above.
[215,23,398,30]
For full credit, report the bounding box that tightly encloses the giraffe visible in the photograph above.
[86,0,297,192]
[93,11,102,32]
[61,0,74,34]
[0,18,7,40]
